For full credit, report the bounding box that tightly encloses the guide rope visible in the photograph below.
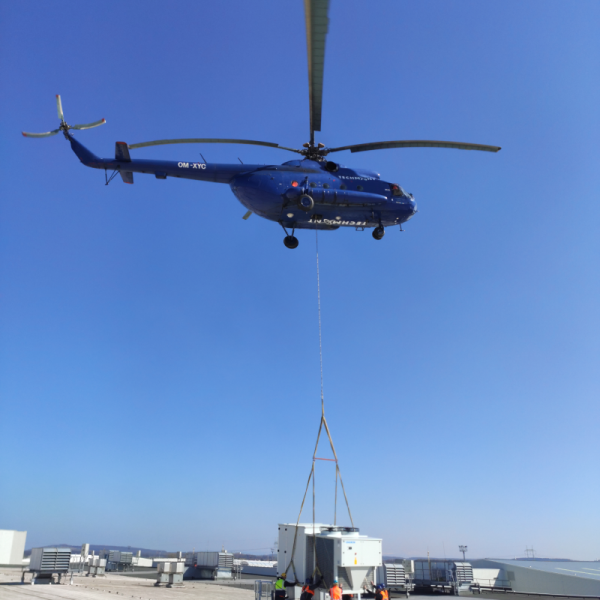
[284,229,354,585]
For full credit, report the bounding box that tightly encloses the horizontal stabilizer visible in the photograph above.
[115,142,131,161]
[120,171,134,184]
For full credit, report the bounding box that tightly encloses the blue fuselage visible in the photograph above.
[69,136,417,231]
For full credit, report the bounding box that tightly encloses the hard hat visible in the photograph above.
[282,573,286,578]
[333,578,338,584]
[306,578,312,584]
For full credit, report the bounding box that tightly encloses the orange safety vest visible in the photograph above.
[302,586,315,597]
[381,590,389,600]
[330,585,342,600]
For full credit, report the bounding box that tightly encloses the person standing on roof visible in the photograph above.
[301,576,323,600]
[375,583,389,600]
[275,572,295,600]
[370,580,389,600]
[329,577,343,600]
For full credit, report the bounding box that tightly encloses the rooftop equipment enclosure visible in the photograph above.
[0,530,27,565]
[278,523,382,595]
[29,548,71,573]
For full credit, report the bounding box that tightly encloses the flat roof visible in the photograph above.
[478,559,600,581]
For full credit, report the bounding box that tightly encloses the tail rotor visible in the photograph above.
[22,95,106,139]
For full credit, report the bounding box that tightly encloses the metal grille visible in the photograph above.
[39,549,71,573]
[315,537,335,586]
[255,580,274,600]
[455,563,473,583]
[218,553,234,569]
[306,535,315,580]
[384,564,406,586]
[413,560,453,583]
[336,567,352,591]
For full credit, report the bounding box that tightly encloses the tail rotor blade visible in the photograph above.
[22,129,60,138]
[71,118,106,131]
[56,95,64,121]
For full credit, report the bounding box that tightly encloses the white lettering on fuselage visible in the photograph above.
[338,175,376,181]
[313,219,367,226]
[177,162,206,169]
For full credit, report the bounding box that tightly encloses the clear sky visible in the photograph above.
[1,1,599,561]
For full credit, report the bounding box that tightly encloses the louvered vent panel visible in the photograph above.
[385,564,406,586]
[218,553,234,568]
[39,549,71,572]
[455,564,473,583]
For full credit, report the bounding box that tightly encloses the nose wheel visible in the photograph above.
[372,226,385,240]
[280,222,299,249]
[284,235,299,249]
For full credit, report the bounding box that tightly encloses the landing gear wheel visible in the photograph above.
[372,226,385,240]
[284,235,299,249]
[298,194,314,212]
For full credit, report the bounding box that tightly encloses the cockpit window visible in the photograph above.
[391,183,407,197]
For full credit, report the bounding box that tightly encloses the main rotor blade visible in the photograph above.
[71,118,107,130]
[22,129,60,138]
[327,140,502,154]
[128,138,301,153]
[305,0,330,144]
[56,95,64,121]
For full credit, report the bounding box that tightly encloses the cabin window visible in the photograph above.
[309,181,317,188]
[357,185,364,191]
[340,184,347,190]
[391,183,407,197]
[323,183,330,189]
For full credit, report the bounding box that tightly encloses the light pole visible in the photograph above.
[459,545,468,561]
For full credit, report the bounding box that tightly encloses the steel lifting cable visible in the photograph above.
[284,229,354,582]
[316,228,325,414]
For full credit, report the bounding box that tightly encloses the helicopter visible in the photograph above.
[22,0,500,249]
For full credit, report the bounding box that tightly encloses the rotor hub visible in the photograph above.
[300,142,329,161]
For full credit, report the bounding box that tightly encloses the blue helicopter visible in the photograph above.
[22,1,500,249]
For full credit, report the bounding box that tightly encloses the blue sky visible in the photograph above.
[1,1,599,560]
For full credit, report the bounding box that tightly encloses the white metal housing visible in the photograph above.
[278,523,382,595]
[0,530,27,565]
[29,548,71,573]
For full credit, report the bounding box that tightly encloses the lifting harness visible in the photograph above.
[284,230,355,586]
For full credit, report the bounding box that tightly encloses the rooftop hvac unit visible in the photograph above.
[194,551,234,569]
[413,560,455,584]
[376,563,414,594]
[29,548,72,573]
[383,563,406,586]
[278,523,382,594]
[184,551,234,580]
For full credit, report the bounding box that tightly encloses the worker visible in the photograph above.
[275,572,295,600]
[329,577,343,600]
[301,576,323,600]
[375,584,389,600]
[369,581,389,600]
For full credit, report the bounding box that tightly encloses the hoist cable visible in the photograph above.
[316,229,325,416]
[284,229,355,580]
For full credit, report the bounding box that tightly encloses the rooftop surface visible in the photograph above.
[475,560,600,581]
[0,568,426,600]
[0,568,254,600]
